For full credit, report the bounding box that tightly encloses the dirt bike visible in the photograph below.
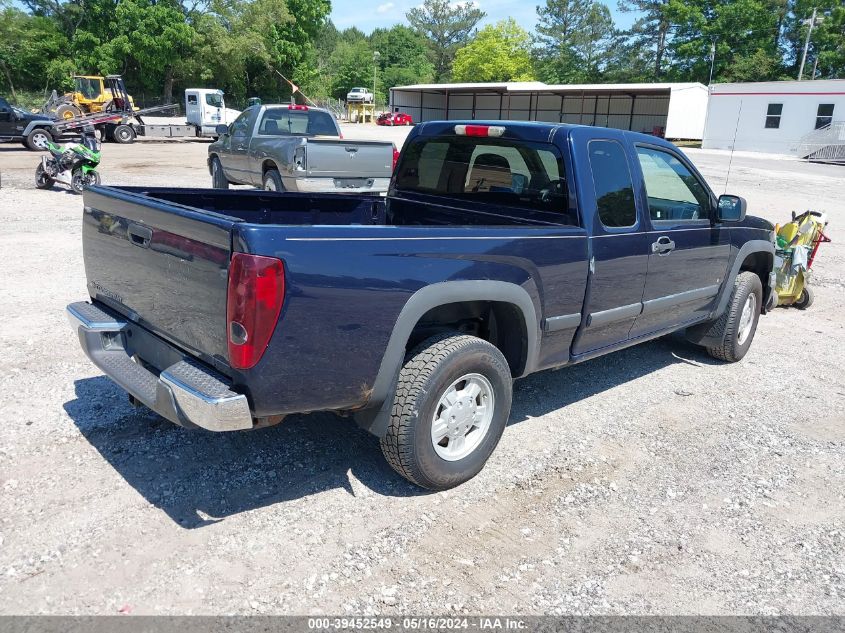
[35,128,101,194]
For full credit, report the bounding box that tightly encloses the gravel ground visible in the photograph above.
[0,126,843,615]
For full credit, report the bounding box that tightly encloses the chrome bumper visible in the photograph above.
[283,176,390,194]
[67,302,253,432]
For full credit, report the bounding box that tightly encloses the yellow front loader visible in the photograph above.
[43,75,137,120]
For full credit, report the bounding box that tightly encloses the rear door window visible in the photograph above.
[587,140,637,228]
[394,135,573,224]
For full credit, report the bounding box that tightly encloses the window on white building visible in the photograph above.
[765,103,783,129]
[815,104,834,129]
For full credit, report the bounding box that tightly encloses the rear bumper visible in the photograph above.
[283,176,390,193]
[67,301,253,432]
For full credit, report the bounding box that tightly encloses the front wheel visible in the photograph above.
[380,334,513,490]
[26,128,53,151]
[210,157,229,189]
[35,163,54,189]
[70,169,100,195]
[707,271,762,362]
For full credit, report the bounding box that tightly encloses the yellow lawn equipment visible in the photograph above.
[43,75,137,120]
[773,211,831,309]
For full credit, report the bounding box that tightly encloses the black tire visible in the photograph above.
[262,168,284,192]
[70,169,100,194]
[34,163,54,189]
[26,128,53,151]
[210,157,229,189]
[794,286,814,310]
[380,334,513,490]
[112,125,136,144]
[56,103,82,120]
[706,271,763,363]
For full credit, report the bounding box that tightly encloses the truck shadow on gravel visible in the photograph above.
[63,334,718,529]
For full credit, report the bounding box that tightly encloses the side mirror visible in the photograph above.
[718,194,747,222]
[215,124,230,136]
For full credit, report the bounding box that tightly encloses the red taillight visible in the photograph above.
[392,144,400,172]
[288,104,309,111]
[226,253,285,370]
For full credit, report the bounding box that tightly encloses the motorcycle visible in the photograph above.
[35,127,101,194]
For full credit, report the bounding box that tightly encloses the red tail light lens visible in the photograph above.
[392,144,400,172]
[454,124,505,137]
[226,253,285,370]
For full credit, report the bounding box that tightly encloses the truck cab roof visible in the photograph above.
[413,119,679,151]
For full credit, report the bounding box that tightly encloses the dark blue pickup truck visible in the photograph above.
[68,121,776,490]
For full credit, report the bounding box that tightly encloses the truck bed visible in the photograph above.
[121,187,570,227]
[80,185,589,417]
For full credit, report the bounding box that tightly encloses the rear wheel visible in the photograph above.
[794,286,814,310]
[210,157,229,189]
[112,125,136,144]
[35,163,54,189]
[70,169,100,194]
[26,128,53,151]
[706,272,762,363]
[263,168,284,192]
[380,334,513,490]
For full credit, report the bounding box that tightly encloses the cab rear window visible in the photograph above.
[258,109,338,136]
[394,136,574,224]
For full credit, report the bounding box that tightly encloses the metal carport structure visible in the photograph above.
[389,81,709,140]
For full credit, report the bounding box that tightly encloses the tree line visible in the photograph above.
[0,0,842,110]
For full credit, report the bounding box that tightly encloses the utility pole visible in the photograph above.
[798,8,824,80]
[373,51,381,109]
[811,56,819,80]
[708,41,717,85]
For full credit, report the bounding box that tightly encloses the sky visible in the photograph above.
[330,0,638,35]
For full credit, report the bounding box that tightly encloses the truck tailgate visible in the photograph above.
[81,186,236,366]
[306,138,393,179]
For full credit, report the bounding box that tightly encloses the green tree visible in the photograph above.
[666,0,785,83]
[784,1,844,79]
[407,0,486,80]
[328,38,376,100]
[617,0,673,79]
[105,0,195,103]
[452,18,535,82]
[371,25,434,100]
[0,2,71,99]
[535,0,617,82]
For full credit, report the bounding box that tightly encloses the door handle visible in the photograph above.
[651,236,675,255]
[127,224,152,248]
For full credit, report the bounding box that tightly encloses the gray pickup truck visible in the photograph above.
[208,104,396,194]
